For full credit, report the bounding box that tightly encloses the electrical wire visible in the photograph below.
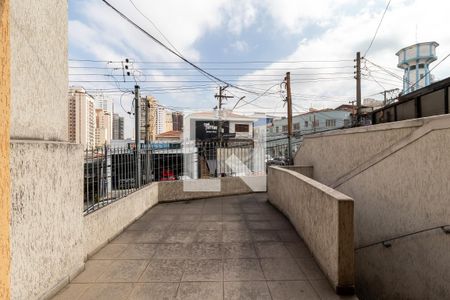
[363,0,392,57]
[100,0,263,95]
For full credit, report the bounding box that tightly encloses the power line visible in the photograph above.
[68,66,355,71]
[363,0,392,57]
[128,0,181,55]
[68,58,354,64]
[100,0,265,95]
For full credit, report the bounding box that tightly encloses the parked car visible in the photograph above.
[160,169,176,181]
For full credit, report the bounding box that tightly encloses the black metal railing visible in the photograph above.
[83,140,267,214]
[355,225,450,250]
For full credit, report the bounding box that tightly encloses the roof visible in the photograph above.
[187,110,257,122]
[156,130,182,138]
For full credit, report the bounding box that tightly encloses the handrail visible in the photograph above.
[355,225,450,251]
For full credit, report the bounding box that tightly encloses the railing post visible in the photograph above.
[134,85,141,188]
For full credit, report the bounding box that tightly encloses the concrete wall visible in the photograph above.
[267,166,354,294]
[158,177,253,202]
[281,165,313,178]
[294,118,421,186]
[84,184,159,257]
[0,0,11,298]
[294,114,450,299]
[10,141,84,300]
[9,0,68,141]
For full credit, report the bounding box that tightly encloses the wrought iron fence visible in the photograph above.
[83,140,267,214]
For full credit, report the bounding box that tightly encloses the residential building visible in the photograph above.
[68,87,96,149]
[95,109,112,147]
[155,130,182,141]
[94,95,113,114]
[172,112,184,131]
[140,96,158,141]
[266,107,352,140]
[112,113,124,140]
[184,110,256,141]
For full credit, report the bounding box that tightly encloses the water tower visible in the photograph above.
[396,41,439,94]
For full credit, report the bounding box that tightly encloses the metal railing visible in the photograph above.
[84,140,267,214]
[355,225,450,250]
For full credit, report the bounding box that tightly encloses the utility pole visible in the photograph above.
[214,86,233,142]
[134,85,141,188]
[355,52,362,126]
[285,72,293,163]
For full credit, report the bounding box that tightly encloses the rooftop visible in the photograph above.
[53,193,356,300]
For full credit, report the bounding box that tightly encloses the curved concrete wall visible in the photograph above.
[294,115,450,299]
[267,166,354,294]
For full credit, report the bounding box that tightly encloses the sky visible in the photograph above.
[68,0,450,138]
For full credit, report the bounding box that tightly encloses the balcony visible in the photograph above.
[53,193,355,300]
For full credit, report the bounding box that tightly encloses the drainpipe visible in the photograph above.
[0,0,11,298]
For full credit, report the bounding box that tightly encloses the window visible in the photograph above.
[326,119,336,127]
[293,123,300,131]
[344,119,350,127]
[304,121,309,127]
[275,126,279,133]
[282,125,288,132]
[313,120,319,127]
[235,124,249,132]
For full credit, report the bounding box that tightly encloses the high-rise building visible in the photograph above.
[112,113,124,140]
[172,112,184,131]
[94,95,113,113]
[140,96,158,141]
[68,87,96,149]
[95,109,112,147]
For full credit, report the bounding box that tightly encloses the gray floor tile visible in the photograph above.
[77,283,134,300]
[268,281,320,300]
[223,214,243,221]
[164,230,197,243]
[284,242,312,259]
[139,259,185,282]
[136,231,166,243]
[154,243,192,259]
[178,214,199,221]
[224,281,271,300]
[96,260,148,282]
[72,260,114,283]
[176,282,223,300]
[223,259,265,281]
[223,231,252,243]
[254,242,291,258]
[245,214,270,221]
[111,231,142,244]
[190,243,223,259]
[223,221,248,231]
[91,244,127,260]
[196,230,223,243]
[295,258,325,280]
[260,258,306,280]
[250,230,280,242]
[118,244,158,259]
[247,221,273,230]
[198,221,223,231]
[147,221,174,231]
[201,214,222,221]
[277,230,301,242]
[182,259,223,281]
[171,222,199,230]
[129,283,179,300]
[53,283,92,300]
[223,243,257,258]
[127,220,150,231]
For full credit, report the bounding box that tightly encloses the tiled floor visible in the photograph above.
[53,193,355,300]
